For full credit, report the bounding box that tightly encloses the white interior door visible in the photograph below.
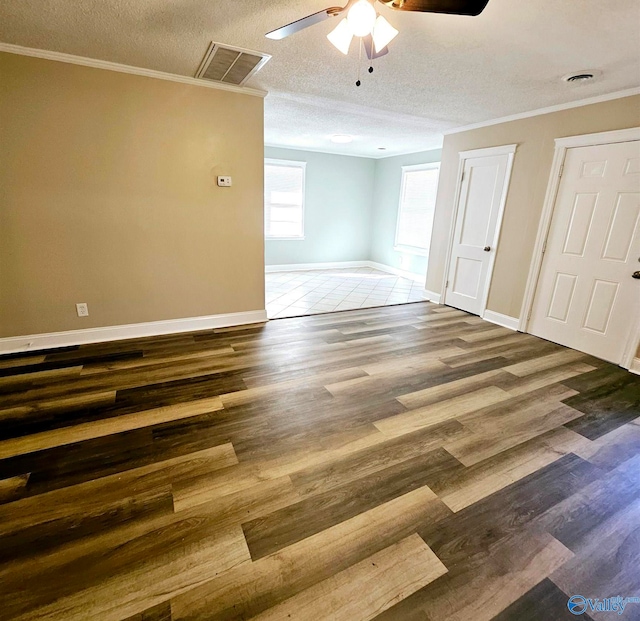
[444,152,513,315]
[529,140,640,364]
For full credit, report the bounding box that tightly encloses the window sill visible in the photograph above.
[394,245,429,257]
[266,237,306,241]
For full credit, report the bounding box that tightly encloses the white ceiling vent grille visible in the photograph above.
[195,42,271,86]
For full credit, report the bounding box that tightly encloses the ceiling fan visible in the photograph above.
[266,0,490,61]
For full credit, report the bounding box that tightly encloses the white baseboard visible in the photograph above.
[366,261,425,283]
[482,310,520,331]
[266,260,426,284]
[424,289,442,304]
[630,357,640,375]
[0,309,268,355]
[265,261,369,273]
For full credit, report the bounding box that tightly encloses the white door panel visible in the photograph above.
[529,140,640,364]
[445,153,512,315]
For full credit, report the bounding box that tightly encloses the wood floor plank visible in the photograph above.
[170,487,450,621]
[0,365,83,386]
[0,442,237,555]
[290,420,468,498]
[0,479,174,564]
[499,362,597,397]
[562,372,640,440]
[435,427,591,512]
[0,473,29,504]
[550,495,640,606]
[444,385,583,466]
[0,355,46,370]
[375,531,573,621]
[0,397,224,459]
[438,337,554,369]
[242,448,457,561]
[13,524,250,621]
[491,578,596,621]
[396,369,507,410]
[220,367,367,408]
[502,350,587,377]
[533,453,640,555]
[81,346,235,375]
[374,386,512,438]
[458,327,512,342]
[252,534,447,621]
[571,421,640,470]
[418,453,601,570]
[171,425,389,510]
[359,347,465,374]
[0,391,117,424]
[324,359,449,398]
[121,602,172,621]
[0,474,287,620]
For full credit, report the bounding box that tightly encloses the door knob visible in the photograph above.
[484,246,491,252]
[633,271,640,279]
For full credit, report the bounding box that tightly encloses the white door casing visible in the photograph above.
[528,139,640,364]
[444,145,516,316]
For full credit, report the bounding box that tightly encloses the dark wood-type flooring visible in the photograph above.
[0,302,639,620]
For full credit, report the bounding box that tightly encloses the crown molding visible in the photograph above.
[0,42,268,98]
[444,87,640,135]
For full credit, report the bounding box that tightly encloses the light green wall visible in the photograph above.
[264,145,443,277]
[264,147,375,266]
[370,149,443,277]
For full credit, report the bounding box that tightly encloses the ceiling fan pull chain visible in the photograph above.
[356,37,363,86]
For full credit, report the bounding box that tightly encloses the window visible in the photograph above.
[264,159,306,239]
[394,163,441,255]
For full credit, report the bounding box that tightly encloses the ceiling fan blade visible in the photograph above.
[266,7,345,40]
[378,0,490,16]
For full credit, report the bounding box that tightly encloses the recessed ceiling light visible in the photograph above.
[331,134,354,144]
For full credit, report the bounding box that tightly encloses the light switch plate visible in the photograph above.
[217,176,232,187]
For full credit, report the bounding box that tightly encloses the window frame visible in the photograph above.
[394,162,441,257]
[264,158,307,241]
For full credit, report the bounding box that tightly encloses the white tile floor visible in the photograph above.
[266,267,429,319]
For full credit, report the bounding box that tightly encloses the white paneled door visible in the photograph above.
[529,140,640,364]
[444,149,514,315]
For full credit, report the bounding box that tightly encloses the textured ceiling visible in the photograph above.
[1,0,639,157]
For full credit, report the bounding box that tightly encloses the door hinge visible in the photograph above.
[461,170,465,183]
[559,163,564,178]
[445,280,450,289]
[542,239,547,254]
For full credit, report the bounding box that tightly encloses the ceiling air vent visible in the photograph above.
[562,71,598,84]
[565,73,594,83]
[195,42,271,86]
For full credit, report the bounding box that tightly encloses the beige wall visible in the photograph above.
[427,95,640,321]
[0,52,265,339]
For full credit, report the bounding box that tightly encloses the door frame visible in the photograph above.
[519,127,640,370]
[441,143,518,317]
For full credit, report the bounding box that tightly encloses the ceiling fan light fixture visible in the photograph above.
[327,18,354,55]
[347,0,377,37]
[372,15,398,52]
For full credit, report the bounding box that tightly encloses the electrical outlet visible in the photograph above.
[76,303,89,317]
[217,176,232,187]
